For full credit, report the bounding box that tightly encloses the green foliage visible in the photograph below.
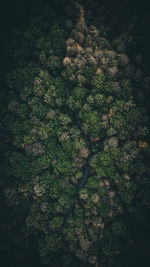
[109,100,143,140]
[72,85,88,99]
[48,179,62,200]
[16,104,30,119]
[61,67,75,80]
[24,134,37,144]
[96,36,111,49]
[82,65,97,84]
[92,73,106,91]
[37,154,51,170]
[10,152,35,180]
[38,122,57,140]
[7,63,39,90]
[49,216,64,231]
[3,3,150,267]
[50,25,66,57]
[28,96,48,118]
[86,176,99,190]
[53,156,73,176]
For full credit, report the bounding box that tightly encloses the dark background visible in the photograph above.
[0,0,150,266]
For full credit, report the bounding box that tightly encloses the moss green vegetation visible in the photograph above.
[1,2,150,267]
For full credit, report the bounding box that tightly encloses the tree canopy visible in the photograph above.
[1,2,150,267]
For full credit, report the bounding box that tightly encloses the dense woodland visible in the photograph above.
[0,1,150,266]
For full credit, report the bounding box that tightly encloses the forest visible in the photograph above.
[0,0,150,266]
